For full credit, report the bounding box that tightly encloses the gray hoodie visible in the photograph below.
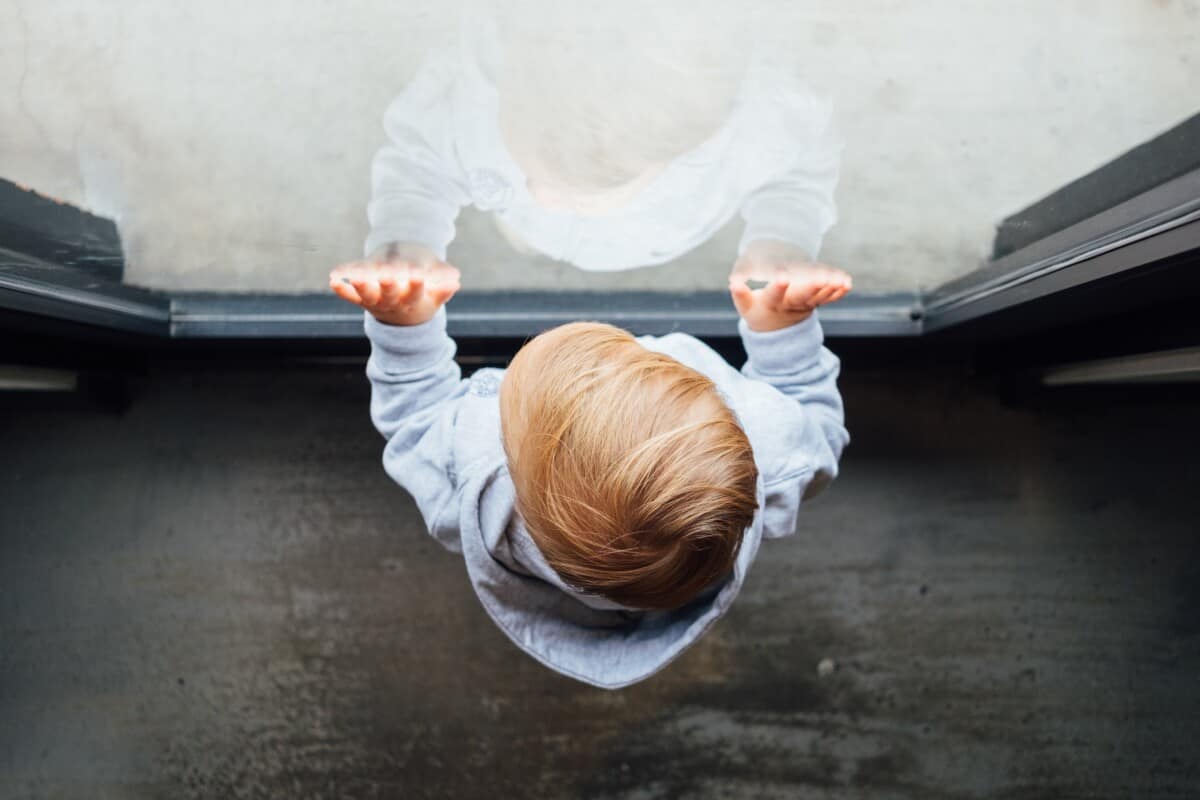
[364,307,848,689]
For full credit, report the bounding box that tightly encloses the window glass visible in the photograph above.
[1,1,1196,295]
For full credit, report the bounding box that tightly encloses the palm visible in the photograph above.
[329,261,461,327]
[729,260,851,333]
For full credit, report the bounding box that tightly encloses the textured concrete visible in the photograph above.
[2,362,1199,798]
[1,1,1198,293]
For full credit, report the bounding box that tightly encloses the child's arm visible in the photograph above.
[367,53,472,261]
[729,266,851,535]
[330,260,466,548]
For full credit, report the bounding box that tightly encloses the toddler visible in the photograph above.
[329,261,851,688]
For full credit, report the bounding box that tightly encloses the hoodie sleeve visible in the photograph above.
[737,121,841,261]
[366,53,473,260]
[364,308,468,551]
[736,78,841,261]
[738,312,849,538]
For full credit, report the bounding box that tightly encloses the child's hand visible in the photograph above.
[729,240,851,332]
[329,244,461,327]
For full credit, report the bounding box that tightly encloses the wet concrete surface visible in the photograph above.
[1,362,1199,799]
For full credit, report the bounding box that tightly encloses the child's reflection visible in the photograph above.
[365,8,844,283]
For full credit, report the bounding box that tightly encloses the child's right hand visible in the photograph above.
[729,261,852,333]
[329,244,461,327]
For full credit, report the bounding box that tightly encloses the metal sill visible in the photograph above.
[169,290,923,339]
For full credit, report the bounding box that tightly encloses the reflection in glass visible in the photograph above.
[366,4,839,289]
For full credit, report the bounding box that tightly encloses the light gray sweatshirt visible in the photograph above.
[364,308,848,689]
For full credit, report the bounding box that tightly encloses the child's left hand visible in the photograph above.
[329,258,461,327]
[730,239,852,332]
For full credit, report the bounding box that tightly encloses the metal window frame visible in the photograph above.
[921,168,1200,334]
[166,289,922,339]
[0,248,167,336]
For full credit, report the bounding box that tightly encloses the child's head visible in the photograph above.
[500,322,759,610]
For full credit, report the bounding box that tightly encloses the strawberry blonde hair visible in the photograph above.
[500,322,759,610]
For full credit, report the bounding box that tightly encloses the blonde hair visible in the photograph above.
[500,322,759,610]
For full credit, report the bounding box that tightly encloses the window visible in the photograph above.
[2,2,1197,342]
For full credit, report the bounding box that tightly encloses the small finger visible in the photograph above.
[398,274,425,305]
[729,280,754,316]
[377,270,402,309]
[811,285,840,306]
[330,278,362,305]
[355,276,382,306]
[329,262,363,284]
[763,279,788,307]
[823,267,852,289]
[783,281,820,308]
[429,278,460,306]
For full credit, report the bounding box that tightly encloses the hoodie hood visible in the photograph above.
[459,462,765,690]
[451,366,765,690]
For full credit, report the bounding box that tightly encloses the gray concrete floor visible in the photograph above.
[2,362,1199,799]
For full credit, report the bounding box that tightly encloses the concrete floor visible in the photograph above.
[2,1,1198,294]
[2,361,1199,799]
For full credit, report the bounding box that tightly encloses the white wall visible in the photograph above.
[1,0,1197,293]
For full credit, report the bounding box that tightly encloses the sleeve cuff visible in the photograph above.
[738,312,825,375]
[363,307,452,371]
